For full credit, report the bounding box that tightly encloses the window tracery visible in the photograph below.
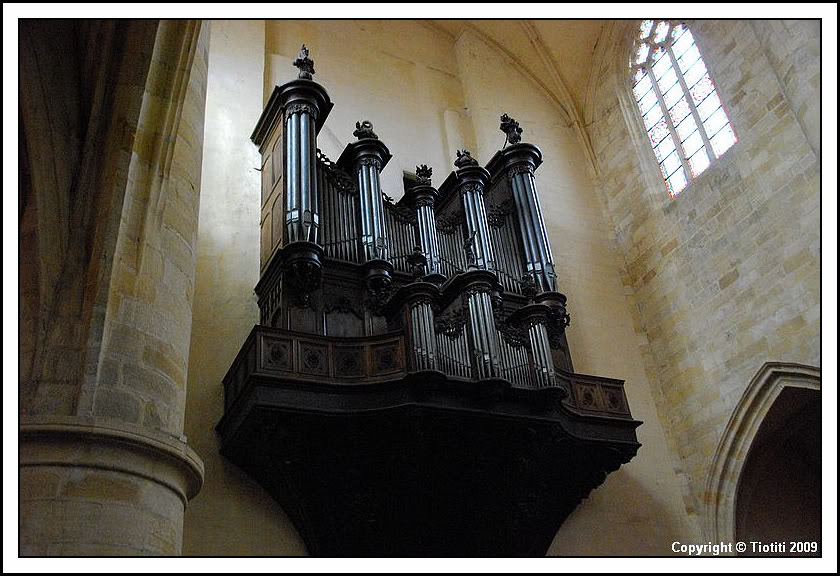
[631,20,737,196]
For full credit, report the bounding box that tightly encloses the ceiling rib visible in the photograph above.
[519,20,599,177]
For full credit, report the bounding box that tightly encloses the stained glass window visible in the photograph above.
[631,20,737,196]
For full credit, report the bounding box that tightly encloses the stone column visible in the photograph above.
[19,20,209,556]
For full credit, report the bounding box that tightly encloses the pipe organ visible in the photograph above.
[220,46,641,556]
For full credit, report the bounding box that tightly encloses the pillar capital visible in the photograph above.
[252,79,333,152]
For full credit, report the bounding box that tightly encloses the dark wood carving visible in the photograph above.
[221,48,641,556]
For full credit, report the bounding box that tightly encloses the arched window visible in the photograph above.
[631,20,737,197]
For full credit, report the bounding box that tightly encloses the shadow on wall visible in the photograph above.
[549,461,686,556]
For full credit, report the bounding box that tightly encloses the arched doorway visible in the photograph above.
[704,363,821,554]
[734,386,820,555]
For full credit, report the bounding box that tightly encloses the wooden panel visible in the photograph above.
[333,344,366,379]
[270,193,283,256]
[260,211,271,271]
[260,118,284,273]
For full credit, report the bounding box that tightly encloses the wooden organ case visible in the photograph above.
[217,47,642,556]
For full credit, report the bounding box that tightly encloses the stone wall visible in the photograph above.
[86,20,210,437]
[182,20,306,556]
[587,19,821,528]
[264,19,476,199]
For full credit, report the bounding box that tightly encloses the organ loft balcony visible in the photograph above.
[216,45,642,556]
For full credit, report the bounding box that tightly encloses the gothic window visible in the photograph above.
[631,20,737,197]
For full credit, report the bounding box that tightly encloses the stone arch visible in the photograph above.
[588,19,674,205]
[703,362,821,544]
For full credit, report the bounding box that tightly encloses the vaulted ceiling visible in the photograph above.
[433,20,606,121]
[428,20,616,175]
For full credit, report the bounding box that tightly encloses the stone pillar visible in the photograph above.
[19,20,209,556]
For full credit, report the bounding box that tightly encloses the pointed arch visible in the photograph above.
[704,362,821,544]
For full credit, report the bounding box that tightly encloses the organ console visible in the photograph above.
[218,46,642,556]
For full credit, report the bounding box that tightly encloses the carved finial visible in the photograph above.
[500,114,523,147]
[407,246,427,280]
[354,120,379,140]
[454,149,478,169]
[415,164,432,184]
[293,44,315,79]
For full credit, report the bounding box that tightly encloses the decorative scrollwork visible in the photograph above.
[487,199,515,228]
[366,280,393,315]
[603,388,624,412]
[407,246,427,280]
[317,149,357,194]
[285,102,318,119]
[384,198,417,225]
[354,120,379,140]
[459,182,485,197]
[500,113,523,147]
[580,386,596,408]
[324,296,364,320]
[415,164,432,184]
[359,157,382,169]
[434,308,467,338]
[293,44,315,79]
[437,212,464,234]
[508,164,534,179]
[462,284,492,299]
[519,273,537,301]
[454,149,478,168]
[499,323,529,349]
[546,305,571,349]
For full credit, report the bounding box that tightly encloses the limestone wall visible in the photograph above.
[264,20,476,199]
[87,20,210,437]
[182,20,306,556]
[587,19,820,528]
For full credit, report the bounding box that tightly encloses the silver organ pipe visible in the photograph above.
[509,168,556,293]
